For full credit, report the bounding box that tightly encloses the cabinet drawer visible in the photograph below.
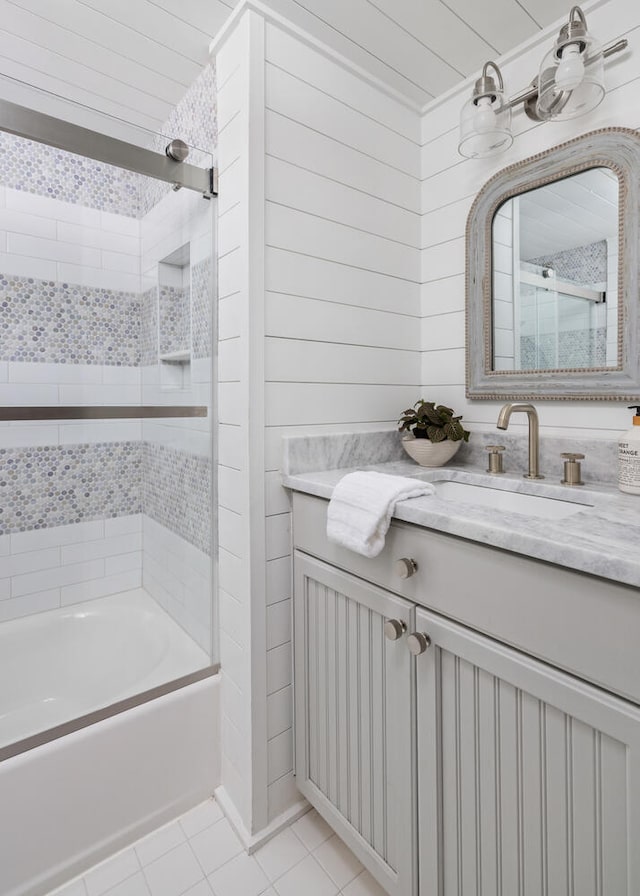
[292,491,640,704]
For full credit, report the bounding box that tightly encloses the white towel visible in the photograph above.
[326,471,435,558]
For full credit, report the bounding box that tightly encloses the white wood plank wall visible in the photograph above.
[420,0,640,441]
[215,11,255,831]
[215,7,423,834]
[263,21,421,823]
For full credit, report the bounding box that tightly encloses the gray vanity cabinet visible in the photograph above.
[292,492,640,895]
[294,552,417,896]
[415,607,640,895]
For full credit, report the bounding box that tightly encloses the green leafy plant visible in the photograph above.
[398,400,470,443]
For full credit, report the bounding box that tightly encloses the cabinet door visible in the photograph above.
[294,551,416,896]
[415,607,640,896]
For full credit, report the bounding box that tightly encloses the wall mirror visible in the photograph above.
[466,128,640,400]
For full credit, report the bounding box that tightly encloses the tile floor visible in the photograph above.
[49,801,388,896]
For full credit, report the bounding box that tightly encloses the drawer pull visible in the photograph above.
[384,619,407,641]
[395,557,418,579]
[407,632,431,655]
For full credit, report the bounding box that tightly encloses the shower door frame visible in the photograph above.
[0,97,218,197]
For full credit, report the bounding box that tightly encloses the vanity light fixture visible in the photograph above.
[458,61,513,159]
[458,5,628,159]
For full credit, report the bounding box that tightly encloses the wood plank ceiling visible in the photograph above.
[0,0,572,134]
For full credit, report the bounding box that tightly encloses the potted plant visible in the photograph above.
[398,400,470,467]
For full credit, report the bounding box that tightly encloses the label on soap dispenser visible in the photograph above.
[618,440,640,493]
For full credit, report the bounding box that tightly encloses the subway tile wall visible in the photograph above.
[0,65,216,647]
[0,515,143,623]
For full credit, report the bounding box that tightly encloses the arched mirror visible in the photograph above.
[466,128,640,400]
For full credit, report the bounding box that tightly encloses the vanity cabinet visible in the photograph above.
[294,552,417,896]
[415,608,640,895]
[292,492,640,896]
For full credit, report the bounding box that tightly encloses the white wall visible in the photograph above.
[420,0,640,441]
[213,0,640,843]
[213,5,422,836]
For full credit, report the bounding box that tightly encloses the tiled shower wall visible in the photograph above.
[0,64,216,649]
[139,182,215,653]
[521,242,608,370]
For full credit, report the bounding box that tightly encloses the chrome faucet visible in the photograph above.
[496,403,544,480]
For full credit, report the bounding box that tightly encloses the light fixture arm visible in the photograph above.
[504,34,627,119]
[470,61,505,106]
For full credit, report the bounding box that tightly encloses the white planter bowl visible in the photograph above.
[401,435,461,467]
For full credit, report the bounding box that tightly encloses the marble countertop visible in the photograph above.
[282,461,640,589]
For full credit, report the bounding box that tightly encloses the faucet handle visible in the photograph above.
[560,452,585,486]
[485,445,506,474]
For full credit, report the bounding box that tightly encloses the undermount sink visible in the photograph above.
[425,477,593,520]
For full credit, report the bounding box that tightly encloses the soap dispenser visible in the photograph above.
[618,406,640,495]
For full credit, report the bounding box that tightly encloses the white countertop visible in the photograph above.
[283,461,640,589]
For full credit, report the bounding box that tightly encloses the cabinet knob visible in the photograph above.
[384,619,407,641]
[407,632,431,655]
[395,558,418,579]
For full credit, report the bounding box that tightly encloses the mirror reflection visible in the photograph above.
[492,167,619,372]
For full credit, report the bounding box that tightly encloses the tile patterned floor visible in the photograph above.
[49,802,387,896]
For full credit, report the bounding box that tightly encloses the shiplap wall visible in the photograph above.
[263,21,421,824]
[420,0,640,442]
[214,5,422,835]
[213,12,258,832]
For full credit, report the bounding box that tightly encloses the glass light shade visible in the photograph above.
[458,93,513,159]
[536,36,605,121]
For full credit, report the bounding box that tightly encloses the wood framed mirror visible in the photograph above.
[465,128,640,400]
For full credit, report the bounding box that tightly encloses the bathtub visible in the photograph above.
[0,590,220,896]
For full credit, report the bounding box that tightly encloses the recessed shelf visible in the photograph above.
[159,350,191,363]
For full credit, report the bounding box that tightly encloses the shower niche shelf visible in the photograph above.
[159,350,191,363]
[157,242,192,390]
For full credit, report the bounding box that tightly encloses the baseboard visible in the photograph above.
[214,785,310,854]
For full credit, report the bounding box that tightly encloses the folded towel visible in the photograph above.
[327,471,435,558]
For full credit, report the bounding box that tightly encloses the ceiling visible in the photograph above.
[519,168,618,259]
[0,0,576,135]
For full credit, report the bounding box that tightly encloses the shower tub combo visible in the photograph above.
[0,590,220,896]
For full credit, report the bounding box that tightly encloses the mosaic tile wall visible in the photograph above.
[1,63,215,220]
[0,132,141,217]
[140,285,159,366]
[0,272,142,366]
[191,257,212,360]
[159,284,190,356]
[140,64,217,217]
[520,327,607,370]
[520,244,608,369]
[143,442,211,556]
[0,440,211,555]
[0,442,142,536]
[527,240,607,286]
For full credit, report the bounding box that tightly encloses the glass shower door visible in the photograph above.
[0,111,217,757]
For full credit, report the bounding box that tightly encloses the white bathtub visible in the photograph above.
[0,589,211,749]
[0,590,220,896]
